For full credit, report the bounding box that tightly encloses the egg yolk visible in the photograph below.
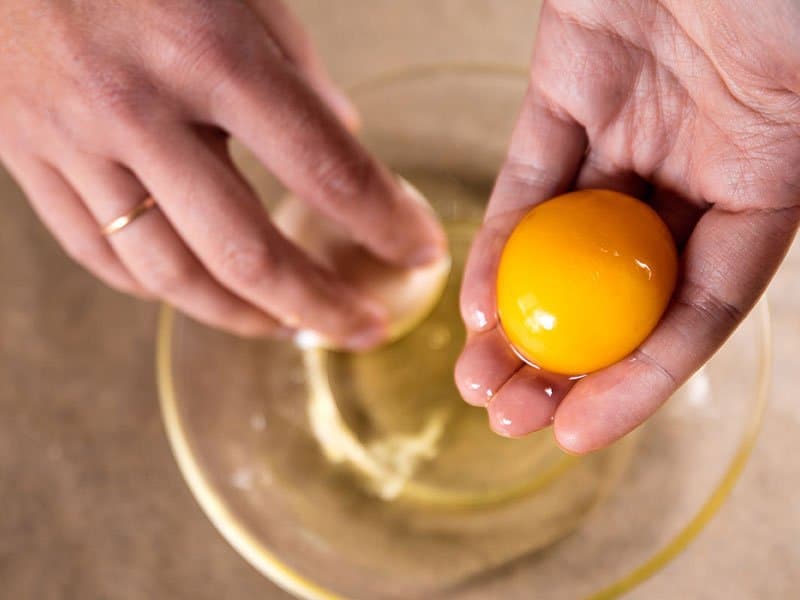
[496,189,678,376]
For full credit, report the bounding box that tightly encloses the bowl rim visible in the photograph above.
[156,64,773,600]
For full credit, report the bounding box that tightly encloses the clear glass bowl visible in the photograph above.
[157,67,772,599]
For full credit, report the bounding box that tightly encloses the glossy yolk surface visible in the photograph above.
[496,189,678,376]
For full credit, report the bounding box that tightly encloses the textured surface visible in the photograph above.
[1,1,798,599]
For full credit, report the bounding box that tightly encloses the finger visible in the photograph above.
[0,151,144,296]
[554,205,800,453]
[196,45,446,268]
[455,326,573,434]
[486,368,572,438]
[460,81,587,333]
[123,126,388,348]
[248,0,360,130]
[58,155,288,338]
[455,327,523,407]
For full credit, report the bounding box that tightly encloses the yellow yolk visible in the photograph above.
[496,189,678,376]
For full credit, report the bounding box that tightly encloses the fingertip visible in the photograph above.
[486,369,567,438]
[454,328,521,407]
[294,316,387,352]
[92,267,154,300]
[460,300,493,332]
[487,397,550,438]
[459,250,497,332]
[454,351,495,407]
[101,276,151,300]
[552,420,592,455]
[487,409,518,438]
[392,179,449,268]
[459,225,504,332]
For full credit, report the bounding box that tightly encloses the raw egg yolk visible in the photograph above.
[496,189,678,376]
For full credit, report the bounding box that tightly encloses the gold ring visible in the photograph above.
[101,196,157,237]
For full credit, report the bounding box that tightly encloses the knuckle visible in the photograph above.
[678,280,744,330]
[310,152,377,204]
[216,241,279,288]
[36,43,147,135]
[52,30,155,125]
[632,348,678,387]
[174,11,253,84]
[81,68,153,124]
[187,28,236,71]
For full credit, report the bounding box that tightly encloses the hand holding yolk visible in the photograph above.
[496,190,678,376]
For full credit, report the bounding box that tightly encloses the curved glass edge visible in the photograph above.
[157,307,340,600]
[157,300,770,600]
[588,298,772,600]
[156,64,773,600]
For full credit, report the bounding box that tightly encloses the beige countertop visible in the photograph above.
[2,2,798,598]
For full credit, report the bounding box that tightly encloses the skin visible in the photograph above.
[457,0,800,453]
[0,0,446,349]
[1,1,798,453]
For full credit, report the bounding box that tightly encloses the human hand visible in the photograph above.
[0,0,445,348]
[457,0,800,452]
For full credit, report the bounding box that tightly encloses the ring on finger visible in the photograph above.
[101,196,158,237]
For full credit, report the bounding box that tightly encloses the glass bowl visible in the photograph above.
[157,66,772,599]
